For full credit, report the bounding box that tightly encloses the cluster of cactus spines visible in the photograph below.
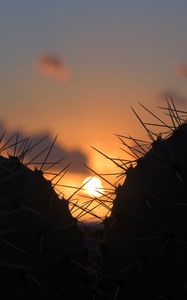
[0,130,116,299]
[2,98,187,299]
[0,134,90,299]
[100,98,187,299]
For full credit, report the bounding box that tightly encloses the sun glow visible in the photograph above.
[82,176,104,197]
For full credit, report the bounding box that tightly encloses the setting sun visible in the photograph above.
[82,176,104,197]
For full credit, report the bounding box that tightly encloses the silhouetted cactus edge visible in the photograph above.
[1,98,187,299]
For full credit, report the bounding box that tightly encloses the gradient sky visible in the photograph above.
[1,1,187,192]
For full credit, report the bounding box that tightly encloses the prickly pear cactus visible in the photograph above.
[0,136,85,299]
[102,100,187,299]
[2,99,187,300]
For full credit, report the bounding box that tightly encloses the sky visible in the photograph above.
[1,1,187,200]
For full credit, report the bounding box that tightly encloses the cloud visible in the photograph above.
[175,63,187,77]
[28,134,88,174]
[38,54,69,81]
[0,125,88,174]
[158,90,187,105]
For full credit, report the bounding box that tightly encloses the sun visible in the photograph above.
[82,176,104,197]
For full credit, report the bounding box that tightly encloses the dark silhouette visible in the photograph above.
[103,99,187,299]
[1,98,187,299]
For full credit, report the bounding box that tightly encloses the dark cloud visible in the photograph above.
[28,134,88,174]
[37,54,69,81]
[0,125,88,174]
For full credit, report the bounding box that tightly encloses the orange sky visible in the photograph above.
[1,2,187,221]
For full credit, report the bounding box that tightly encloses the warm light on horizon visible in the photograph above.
[82,176,104,198]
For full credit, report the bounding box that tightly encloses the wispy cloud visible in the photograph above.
[159,90,187,105]
[37,54,69,81]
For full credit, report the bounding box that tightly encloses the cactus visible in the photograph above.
[0,134,86,299]
[101,99,187,299]
[2,99,187,299]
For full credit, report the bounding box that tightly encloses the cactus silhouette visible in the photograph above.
[101,99,187,299]
[0,135,87,299]
[1,99,187,299]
